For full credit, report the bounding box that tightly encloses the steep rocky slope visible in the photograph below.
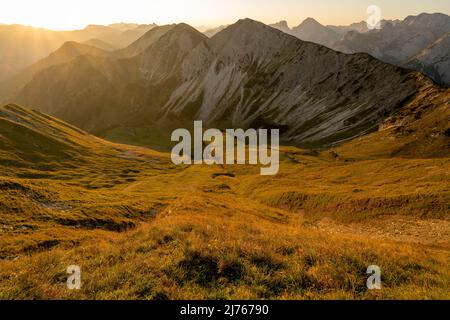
[404,33,450,87]
[336,75,450,158]
[160,19,424,147]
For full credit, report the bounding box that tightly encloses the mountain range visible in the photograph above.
[333,13,450,86]
[0,23,157,81]
[0,14,448,151]
[204,13,450,86]
[0,19,443,150]
[1,13,448,87]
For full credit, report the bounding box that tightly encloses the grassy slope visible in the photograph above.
[0,103,449,299]
[0,104,177,257]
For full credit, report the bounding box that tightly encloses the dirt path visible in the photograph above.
[303,215,450,247]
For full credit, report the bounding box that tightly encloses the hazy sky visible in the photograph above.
[1,0,449,30]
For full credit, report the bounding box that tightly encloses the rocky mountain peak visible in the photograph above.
[294,17,323,30]
[270,20,290,31]
[152,23,208,52]
[210,18,295,56]
[291,17,339,47]
[219,18,275,34]
[114,24,176,58]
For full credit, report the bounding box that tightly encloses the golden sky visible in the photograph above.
[1,0,449,30]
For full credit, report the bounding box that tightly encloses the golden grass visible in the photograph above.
[1,153,449,299]
[0,103,449,299]
[1,192,449,300]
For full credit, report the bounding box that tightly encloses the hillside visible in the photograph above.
[0,103,173,258]
[335,74,450,159]
[0,104,91,165]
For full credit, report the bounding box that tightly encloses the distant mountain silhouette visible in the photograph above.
[0,23,157,80]
[203,25,228,38]
[0,42,110,102]
[333,13,450,85]
[290,18,341,48]
[269,18,341,47]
